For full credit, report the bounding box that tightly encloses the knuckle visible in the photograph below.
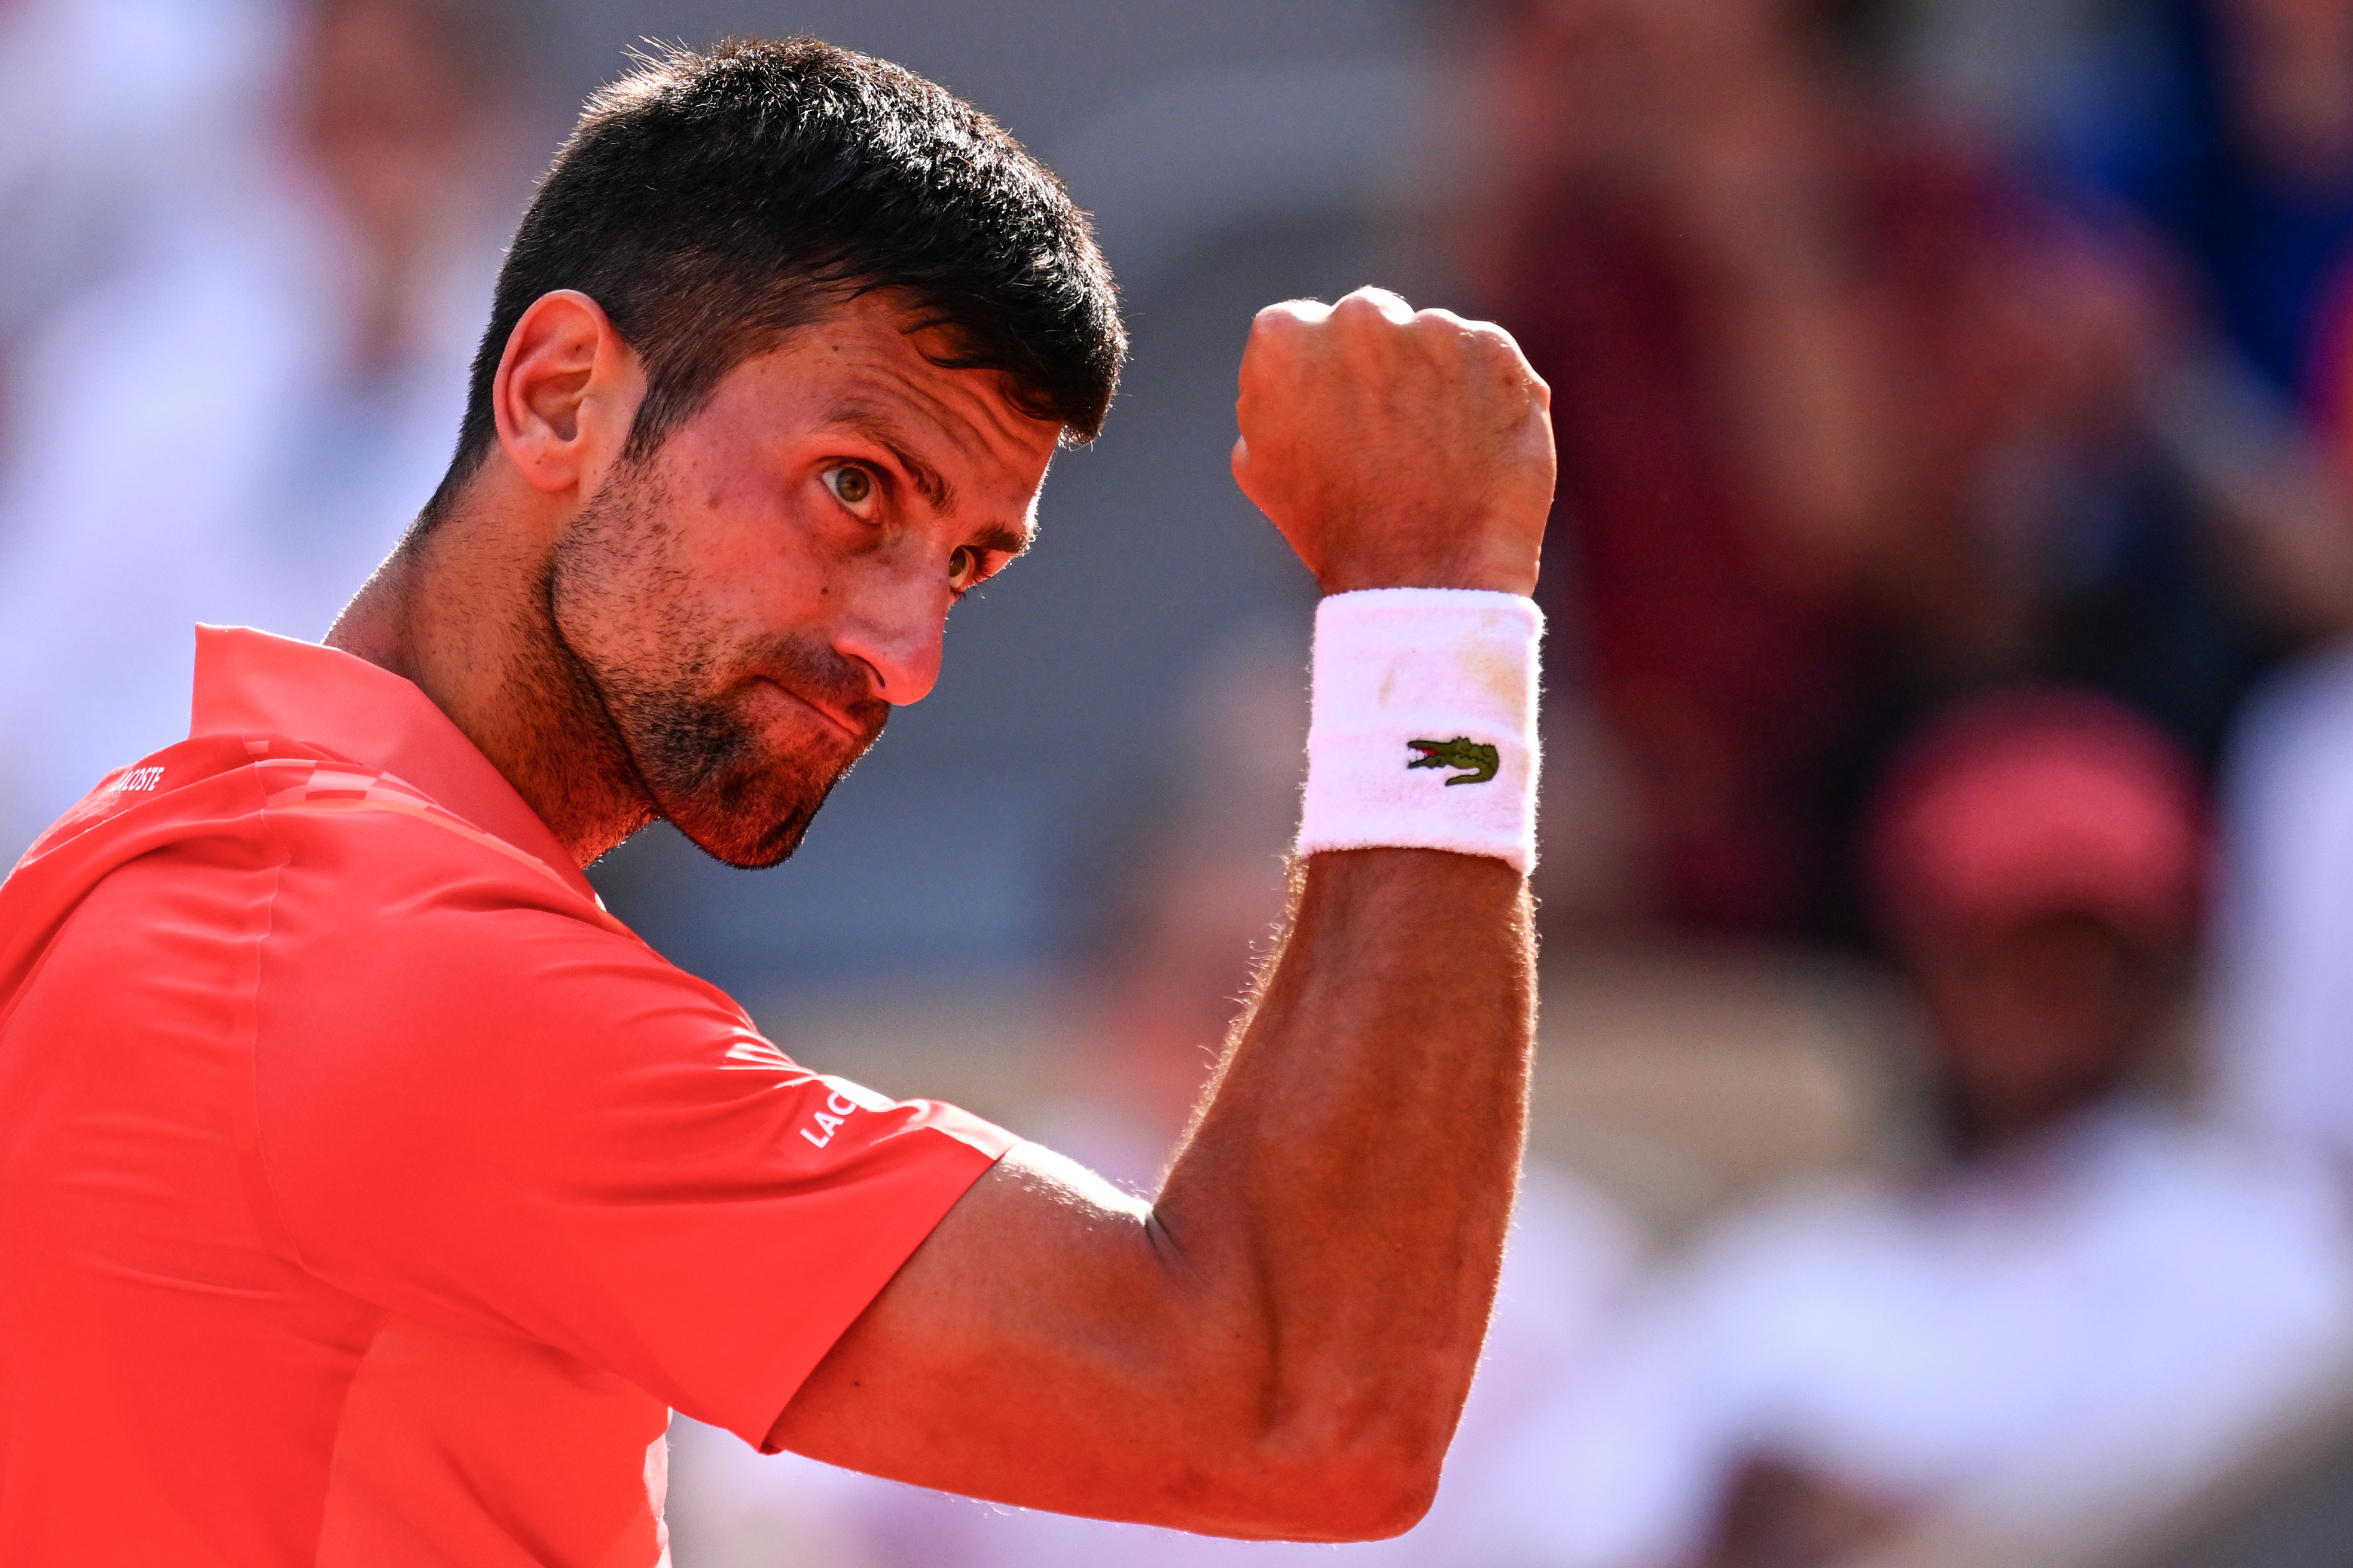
[1254,298,1329,330]
[1334,286,1411,325]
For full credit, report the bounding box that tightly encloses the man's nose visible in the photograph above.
[831,571,948,706]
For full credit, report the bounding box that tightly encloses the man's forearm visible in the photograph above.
[1148,846,1535,1526]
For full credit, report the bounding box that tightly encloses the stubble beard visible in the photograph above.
[527,462,889,869]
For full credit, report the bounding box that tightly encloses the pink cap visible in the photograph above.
[1869,689,2206,952]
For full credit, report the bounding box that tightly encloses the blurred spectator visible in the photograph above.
[2075,0,2353,404]
[2211,634,2353,1181]
[0,0,547,857]
[2052,0,2353,743]
[1487,691,2353,1568]
[665,629,1649,1567]
[0,0,283,363]
[1459,0,2174,939]
[1451,0,2344,943]
[2192,0,2353,1191]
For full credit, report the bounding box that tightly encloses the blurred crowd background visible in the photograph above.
[15,0,2353,1563]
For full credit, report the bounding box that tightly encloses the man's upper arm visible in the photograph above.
[767,1141,1238,1512]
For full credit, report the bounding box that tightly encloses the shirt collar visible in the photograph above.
[189,625,594,898]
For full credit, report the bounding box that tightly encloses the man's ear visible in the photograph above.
[491,290,645,496]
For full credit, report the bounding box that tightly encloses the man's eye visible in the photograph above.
[948,546,979,592]
[823,466,875,511]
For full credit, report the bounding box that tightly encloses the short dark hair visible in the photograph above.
[417,37,1124,533]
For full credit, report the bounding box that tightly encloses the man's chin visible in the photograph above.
[670,814,807,870]
[657,760,844,870]
[618,678,877,869]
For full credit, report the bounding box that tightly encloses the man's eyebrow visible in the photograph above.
[972,519,1033,558]
[823,405,957,514]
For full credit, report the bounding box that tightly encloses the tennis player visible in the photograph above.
[0,38,1554,1566]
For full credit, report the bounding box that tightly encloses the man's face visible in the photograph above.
[1913,911,2160,1147]
[548,294,1062,867]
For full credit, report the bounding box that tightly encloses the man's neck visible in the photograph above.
[328,502,657,867]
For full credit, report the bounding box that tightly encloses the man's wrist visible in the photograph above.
[1314,557,1539,598]
[1296,588,1543,874]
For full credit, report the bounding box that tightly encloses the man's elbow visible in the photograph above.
[1222,1431,1448,1542]
[1297,1453,1444,1542]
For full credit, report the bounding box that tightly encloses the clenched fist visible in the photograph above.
[1232,287,1554,597]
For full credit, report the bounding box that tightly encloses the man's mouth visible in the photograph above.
[748,675,872,750]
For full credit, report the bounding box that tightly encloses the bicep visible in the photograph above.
[767,1142,1233,1527]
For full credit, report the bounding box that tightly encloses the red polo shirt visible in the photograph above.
[0,626,1018,1566]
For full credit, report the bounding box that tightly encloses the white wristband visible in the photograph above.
[1296,587,1543,874]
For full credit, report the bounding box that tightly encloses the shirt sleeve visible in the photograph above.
[248,811,1018,1446]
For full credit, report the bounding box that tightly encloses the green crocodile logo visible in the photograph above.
[1407,736,1500,785]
